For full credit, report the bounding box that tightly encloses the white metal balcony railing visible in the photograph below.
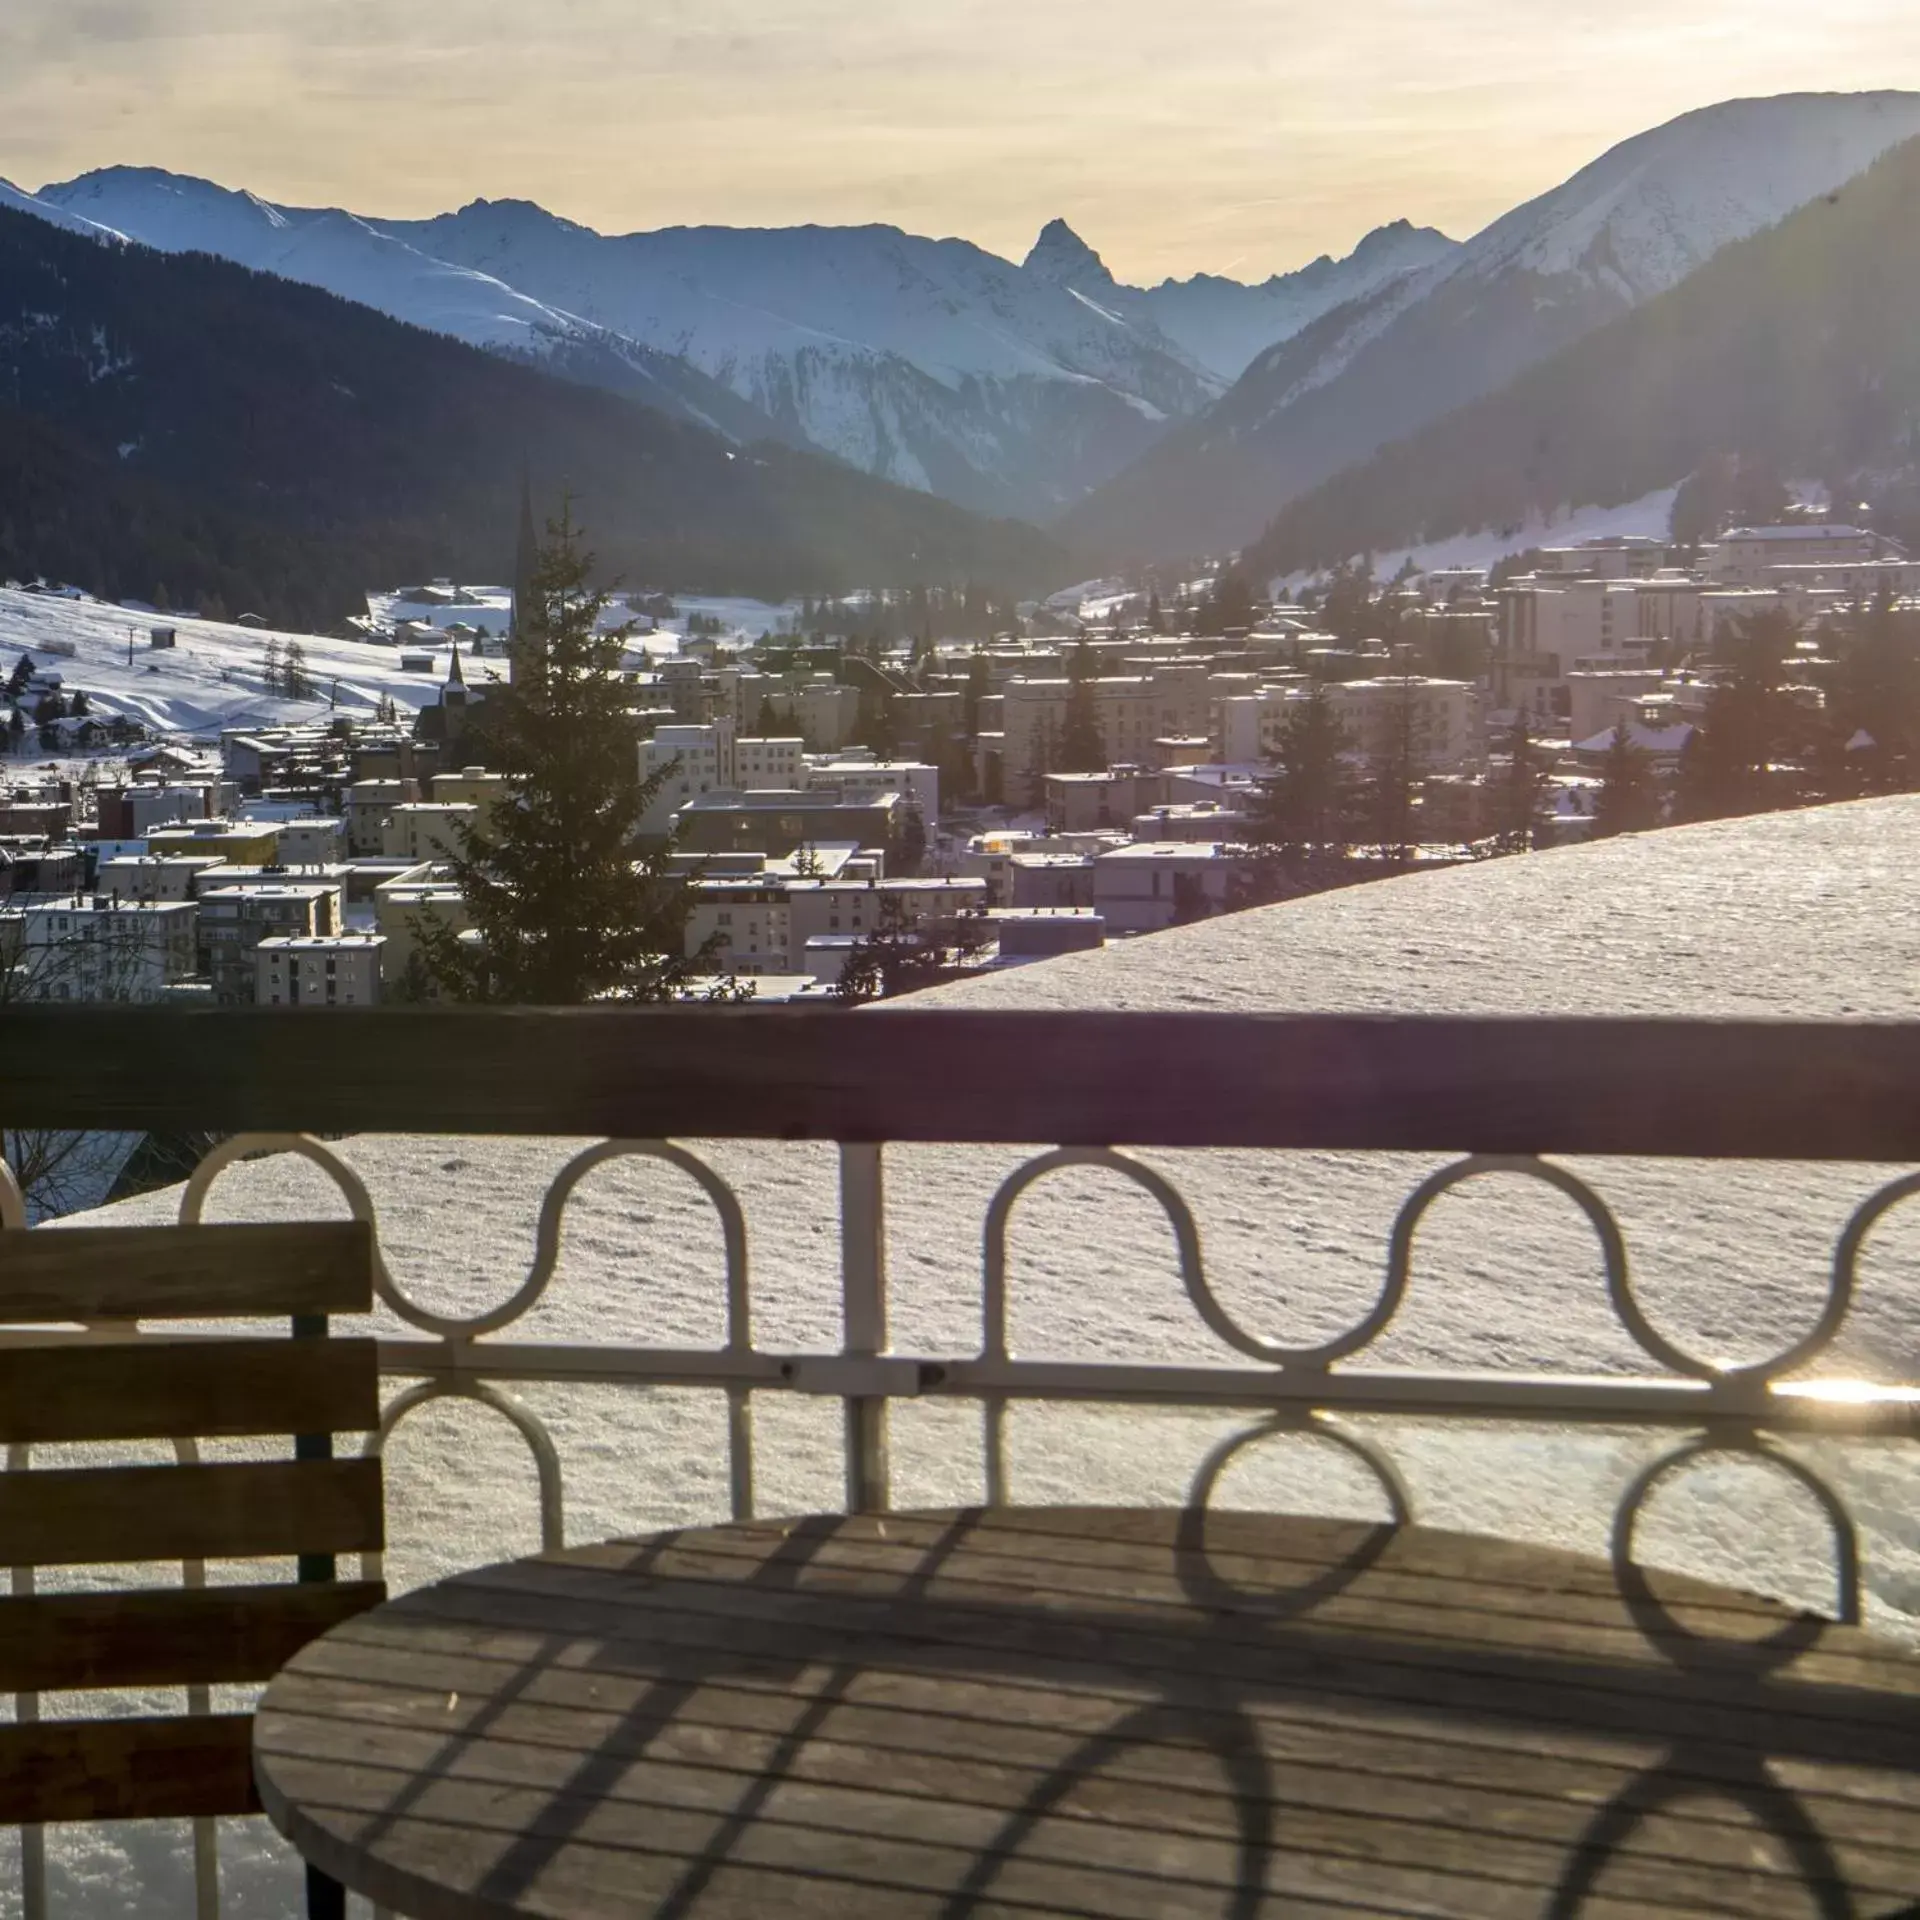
[1,1006,1918,1918]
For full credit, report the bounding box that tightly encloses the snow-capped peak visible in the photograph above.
[1023,218,1114,289]
[1458,89,1920,301]
[0,178,124,244]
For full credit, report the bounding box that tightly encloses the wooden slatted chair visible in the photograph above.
[0,1217,384,1918]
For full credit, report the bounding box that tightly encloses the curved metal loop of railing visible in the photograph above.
[985,1146,1360,1369]
[983,1148,1207,1358]
[1389,1154,1720,1376]
[454,1138,754,1345]
[359,1378,568,1584]
[1816,1168,1920,1378]
[178,1130,393,1294]
[379,1138,751,1343]
[7,1441,44,1920]
[0,1156,27,1230]
[1610,1432,1861,1672]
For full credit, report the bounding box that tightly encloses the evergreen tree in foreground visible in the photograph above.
[417,507,718,1004]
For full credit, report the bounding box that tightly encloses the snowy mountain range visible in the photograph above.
[9,167,1451,520]
[11,88,1920,560]
[1061,90,1920,562]
[1020,214,1457,387]
[12,170,785,444]
[1241,128,1920,581]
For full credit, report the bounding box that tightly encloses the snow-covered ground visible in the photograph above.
[0,588,800,744]
[1275,485,1683,591]
[12,798,1920,1914]
[0,589,458,738]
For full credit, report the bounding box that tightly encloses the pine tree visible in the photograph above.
[755,693,781,736]
[962,649,988,739]
[1147,589,1165,634]
[1592,722,1661,836]
[416,507,716,1004]
[1494,710,1548,853]
[5,656,32,702]
[1197,571,1256,637]
[6,709,24,752]
[1249,686,1352,853]
[1363,678,1424,867]
[284,641,311,701]
[832,895,988,1003]
[1056,642,1107,772]
[1022,712,1058,809]
[1829,591,1920,793]
[1675,610,1799,822]
[262,636,285,696]
[897,802,928,875]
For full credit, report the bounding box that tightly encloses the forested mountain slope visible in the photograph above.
[0,208,1065,627]
[1061,91,1920,564]
[1242,134,1920,578]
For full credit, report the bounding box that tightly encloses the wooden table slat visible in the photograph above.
[271,1627,1920,1843]
[522,1525,1904,1693]
[258,1669,1920,1901]
[369,1549,1920,1766]
[254,1508,1920,1920]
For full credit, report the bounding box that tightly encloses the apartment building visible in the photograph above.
[1091,844,1253,934]
[144,820,282,866]
[275,817,348,866]
[1323,677,1486,772]
[0,897,200,1001]
[734,737,807,791]
[673,789,902,860]
[344,779,417,855]
[804,756,939,821]
[379,802,478,864]
[373,870,469,983]
[1706,524,1885,588]
[687,874,988,975]
[199,883,339,1005]
[97,854,229,902]
[639,721,736,834]
[256,933,386,1008]
[428,767,510,821]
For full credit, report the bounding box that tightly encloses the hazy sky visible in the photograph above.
[4,1,1917,280]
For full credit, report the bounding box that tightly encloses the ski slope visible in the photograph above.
[0,588,797,740]
[0,588,458,737]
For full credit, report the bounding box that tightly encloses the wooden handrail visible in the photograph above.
[1,1007,1917,1160]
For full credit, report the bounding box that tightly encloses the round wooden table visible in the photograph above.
[254,1507,1920,1918]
